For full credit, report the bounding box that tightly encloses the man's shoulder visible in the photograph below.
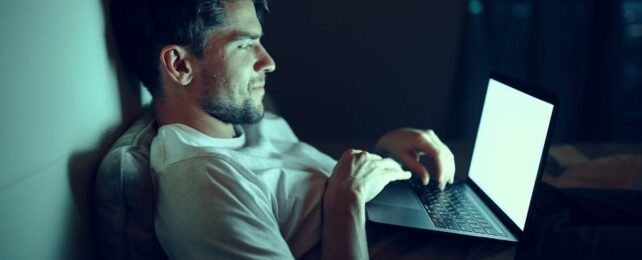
[156,154,272,201]
[160,152,248,180]
[150,123,246,171]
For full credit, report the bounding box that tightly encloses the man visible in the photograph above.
[111,0,455,259]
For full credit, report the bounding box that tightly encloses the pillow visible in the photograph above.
[92,97,278,259]
[93,110,167,259]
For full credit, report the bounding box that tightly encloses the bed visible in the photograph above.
[93,110,642,259]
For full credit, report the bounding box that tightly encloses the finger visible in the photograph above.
[383,169,412,182]
[365,152,383,160]
[448,157,456,184]
[397,153,431,185]
[436,153,446,190]
[438,151,456,190]
[376,158,403,171]
[415,130,451,189]
[435,153,449,190]
[352,150,370,161]
[417,129,442,156]
[342,149,363,159]
[440,147,455,186]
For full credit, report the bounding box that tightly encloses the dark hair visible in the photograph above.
[110,0,269,98]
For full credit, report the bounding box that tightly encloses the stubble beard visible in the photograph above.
[202,95,264,125]
[201,72,265,125]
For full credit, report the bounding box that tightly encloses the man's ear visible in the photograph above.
[159,45,195,86]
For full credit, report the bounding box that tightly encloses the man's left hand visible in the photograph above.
[375,128,455,190]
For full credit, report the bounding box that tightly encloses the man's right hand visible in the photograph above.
[325,149,412,206]
[321,149,411,260]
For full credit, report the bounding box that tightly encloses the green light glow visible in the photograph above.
[469,0,483,15]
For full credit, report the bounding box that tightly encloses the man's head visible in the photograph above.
[111,0,275,125]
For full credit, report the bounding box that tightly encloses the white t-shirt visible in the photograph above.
[150,112,337,259]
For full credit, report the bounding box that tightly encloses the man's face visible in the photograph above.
[196,0,276,124]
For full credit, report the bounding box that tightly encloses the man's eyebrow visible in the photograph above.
[231,31,262,41]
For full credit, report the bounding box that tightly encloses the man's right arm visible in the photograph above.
[320,150,411,259]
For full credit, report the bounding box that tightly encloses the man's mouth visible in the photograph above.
[249,75,266,92]
[250,83,265,91]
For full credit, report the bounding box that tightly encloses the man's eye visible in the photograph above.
[239,44,253,50]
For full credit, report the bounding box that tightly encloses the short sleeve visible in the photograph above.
[154,156,295,260]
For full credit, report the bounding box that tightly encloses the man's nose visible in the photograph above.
[254,44,276,73]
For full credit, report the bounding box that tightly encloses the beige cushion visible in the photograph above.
[92,97,279,259]
[93,110,167,259]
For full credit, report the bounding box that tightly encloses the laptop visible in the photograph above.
[366,72,559,242]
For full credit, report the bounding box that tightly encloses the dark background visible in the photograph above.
[262,0,642,147]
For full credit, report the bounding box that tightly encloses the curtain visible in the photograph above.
[452,0,642,143]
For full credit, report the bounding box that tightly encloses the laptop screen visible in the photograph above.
[467,78,554,231]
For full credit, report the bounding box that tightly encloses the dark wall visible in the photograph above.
[262,0,467,143]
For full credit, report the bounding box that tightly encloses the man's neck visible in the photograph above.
[155,100,237,139]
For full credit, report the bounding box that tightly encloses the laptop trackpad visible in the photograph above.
[367,181,431,229]
[369,180,422,210]
[366,203,432,229]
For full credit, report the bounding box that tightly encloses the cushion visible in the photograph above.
[93,109,167,259]
[92,97,280,259]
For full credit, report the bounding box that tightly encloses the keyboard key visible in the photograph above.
[483,227,498,236]
[472,227,485,234]
[459,223,473,232]
[480,222,493,228]
[445,221,460,230]
[416,184,506,234]
[433,219,446,228]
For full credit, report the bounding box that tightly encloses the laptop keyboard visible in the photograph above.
[409,180,507,237]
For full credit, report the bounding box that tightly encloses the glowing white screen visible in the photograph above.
[468,79,553,231]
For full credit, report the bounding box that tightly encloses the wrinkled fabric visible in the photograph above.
[151,112,336,259]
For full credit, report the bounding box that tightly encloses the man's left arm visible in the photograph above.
[374,128,456,190]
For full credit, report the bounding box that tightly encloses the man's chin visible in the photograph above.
[241,102,265,124]
[248,106,265,124]
[256,102,265,114]
[203,100,265,125]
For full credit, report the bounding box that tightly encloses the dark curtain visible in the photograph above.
[452,0,642,143]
